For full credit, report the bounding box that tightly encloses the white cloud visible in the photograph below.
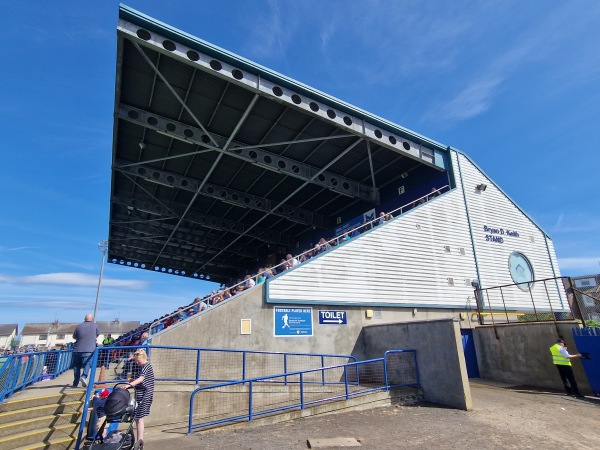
[0,272,148,289]
[558,257,600,275]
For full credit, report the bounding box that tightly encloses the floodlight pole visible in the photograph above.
[93,240,109,323]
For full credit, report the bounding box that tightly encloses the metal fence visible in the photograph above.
[474,276,576,326]
[76,345,356,448]
[188,350,419,432]
[0,349,73,403]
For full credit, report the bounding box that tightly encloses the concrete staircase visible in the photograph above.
[0,390,84,450]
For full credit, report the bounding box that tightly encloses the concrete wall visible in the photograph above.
[474,322,591,393]
[358,319,472,410]
[152,285,474,410]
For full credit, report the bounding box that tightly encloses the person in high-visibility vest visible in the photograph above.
[549,339,584,398]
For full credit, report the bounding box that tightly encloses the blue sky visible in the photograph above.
[1,1,599,333]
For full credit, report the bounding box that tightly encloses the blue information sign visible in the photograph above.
[318,310,347,325]
[274,307,313,336]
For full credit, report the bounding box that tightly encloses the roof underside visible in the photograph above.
[108,6,447,284]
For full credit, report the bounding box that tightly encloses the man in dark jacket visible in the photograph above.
[72,313,99,388]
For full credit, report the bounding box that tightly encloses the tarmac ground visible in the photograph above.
[141,380,600,450]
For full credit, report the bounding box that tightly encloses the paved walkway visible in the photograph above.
[6,377,600,449]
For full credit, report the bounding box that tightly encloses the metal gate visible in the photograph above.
[572,327,600,396]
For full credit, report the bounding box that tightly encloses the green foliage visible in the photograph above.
[584,319,600,328]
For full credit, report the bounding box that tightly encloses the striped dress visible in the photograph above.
[133,362,155,419]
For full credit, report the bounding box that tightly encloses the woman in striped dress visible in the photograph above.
[125,348,154,450]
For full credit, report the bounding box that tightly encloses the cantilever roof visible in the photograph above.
[108,5,448,284]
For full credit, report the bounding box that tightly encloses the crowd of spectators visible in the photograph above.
[108,187,444,342]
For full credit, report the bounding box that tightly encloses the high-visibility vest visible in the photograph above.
[550,343,571,366]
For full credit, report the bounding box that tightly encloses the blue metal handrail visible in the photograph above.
[75,345,356,449]
[188,349,418,432]
[0,349,73,403]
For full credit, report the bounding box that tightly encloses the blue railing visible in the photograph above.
[0,349,73,403]
[188,349,419,432]
[75,345,356,448]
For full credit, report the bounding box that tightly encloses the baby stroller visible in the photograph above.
[88,383,137,450]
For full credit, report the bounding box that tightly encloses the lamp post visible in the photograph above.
[93,240,109,323]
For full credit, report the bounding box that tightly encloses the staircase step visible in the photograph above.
[0,401,83,425]
[0,392,85,413]
[11,435,76,450]
[0,413,80,438]
[0,423,79,450]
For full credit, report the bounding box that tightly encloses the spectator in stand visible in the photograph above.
[350,227,361,238]
[299,249,313,263]
[429,187,439,199]
[256,269,266,284]
[192,297,209,313]
[223,289,232,300]
[176,307,187,322]
[285,254,299,270]
[238,274,255,291]
[375,212,385,226]
[315,238,331,254]
[384,213,393,222]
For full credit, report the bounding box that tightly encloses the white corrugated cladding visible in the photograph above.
[455,151,565,311]
[268,187,478,308]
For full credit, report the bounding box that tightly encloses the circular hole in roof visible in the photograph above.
[232,69,243,80]
[134,262,139,267]
[181,271,186,275]
[184,129,194,138]
[232,148,242,154]
[127,261,132,266]
[244,197,251,204]
[309,102,319,112]
[141,263,146,269]
[263,155,272,164]
[193,273,198,278]
[289,209,295,216]
[317,174,326,182]
[166,175,174,183]
[343,116,352,126]
[272,86,283,96]
[154,266,159,271]
[186,50,199,61]
[249,151,258,159]
[207,186,215,194]
[174,270,179,274]
[342,181,350,190]
[152,171,160,179]
[168,268,173,273]
[220,191,227,198]
[291,165,299,173]
[291,94,302,104]
[147,116,158,126]
[181,179,188,187]
[166,123,176,132]
[162,40,176,51]
[136,29,151,40]
[389,136,397,145]
[200,274,204,279]
[111,258,117,263]
[277,160,286,169]
[210,60,222,71]
[327,109,336,119]
[161,267,166,272]
[206,275,211,280]
[127,110,139,120]
[374,129,383,139]
[201,135,210,143]
[299,212,305,219]
[137,168,147,176]
[256,201,263,208]
[330,178,338,186]
[276,206,284,214]
[232,193,239,201]
[119,260,124,265]
[403,141,411,150]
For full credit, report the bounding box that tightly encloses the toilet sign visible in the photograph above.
[318,310,347,325]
